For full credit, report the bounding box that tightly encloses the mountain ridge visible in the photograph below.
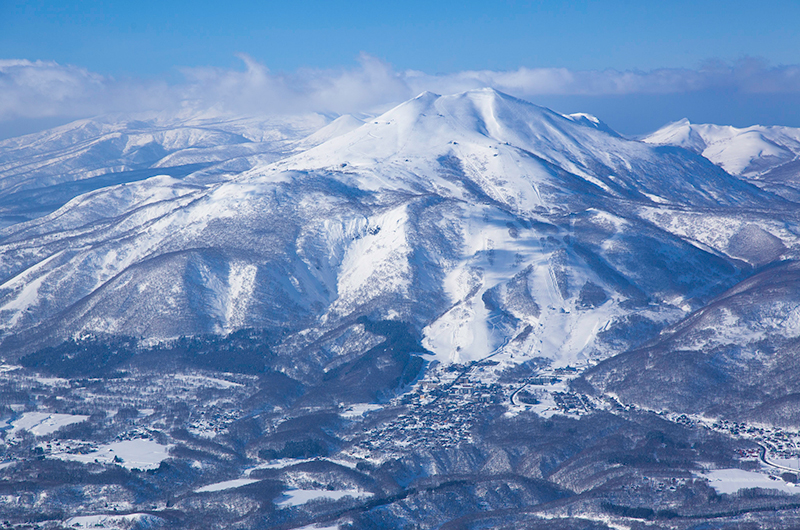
[0,89,794,372]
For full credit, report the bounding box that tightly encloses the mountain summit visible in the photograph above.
[275,88,767,210]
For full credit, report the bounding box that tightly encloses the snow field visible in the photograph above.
[7,412,88,436]
[275,488,373,507]
[50,439,171,470]
[64,513,159,529]
[699,468,800,495]
[195,478,261,493]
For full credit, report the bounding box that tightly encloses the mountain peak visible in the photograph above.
[644,118,800,176]
[277,86,607,176]
[563,112,620,136]
[643,118,706,153]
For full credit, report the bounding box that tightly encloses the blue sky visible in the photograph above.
[1,1,800,136]
[4,0,799,75]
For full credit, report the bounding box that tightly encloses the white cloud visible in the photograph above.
[406,58,800,97]
[1,55,799,124]
[0,59,174,121]
[178,53,410,116]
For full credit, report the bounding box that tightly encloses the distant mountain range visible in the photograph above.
[644,118,800,200]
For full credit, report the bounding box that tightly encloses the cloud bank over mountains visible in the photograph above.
[2,55,800,136]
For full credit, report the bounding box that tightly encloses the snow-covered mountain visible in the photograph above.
[5,89,800,530]
[0,112,335,228]
[644,119,800,200]
[0,89,796,370]
[643,119,800,176]
[580,259,800,424]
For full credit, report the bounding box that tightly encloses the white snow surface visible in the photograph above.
[195,478,260,493]
[699,468,800,495]
[64,513,160,529]
[341,403,383,418]
[275,488,373,507]
[8,412,88,436]
[292,524,341,530]
[0,112,331,193]
[51,439,171,470]
[172,373,243,389]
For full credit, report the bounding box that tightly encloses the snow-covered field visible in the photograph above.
[275,488,373,507]
[50,439,171,470]
[6,412,88,436]
[64,513,160,529]
[340,403,383,418]
[699,468,800,495]
[195,478,261,493]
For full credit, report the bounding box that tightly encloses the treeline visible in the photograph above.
[18,320,426,389]
[19,329,274,377]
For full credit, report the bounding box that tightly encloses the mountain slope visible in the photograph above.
[0,90,795,371]
[578,259,800,426]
